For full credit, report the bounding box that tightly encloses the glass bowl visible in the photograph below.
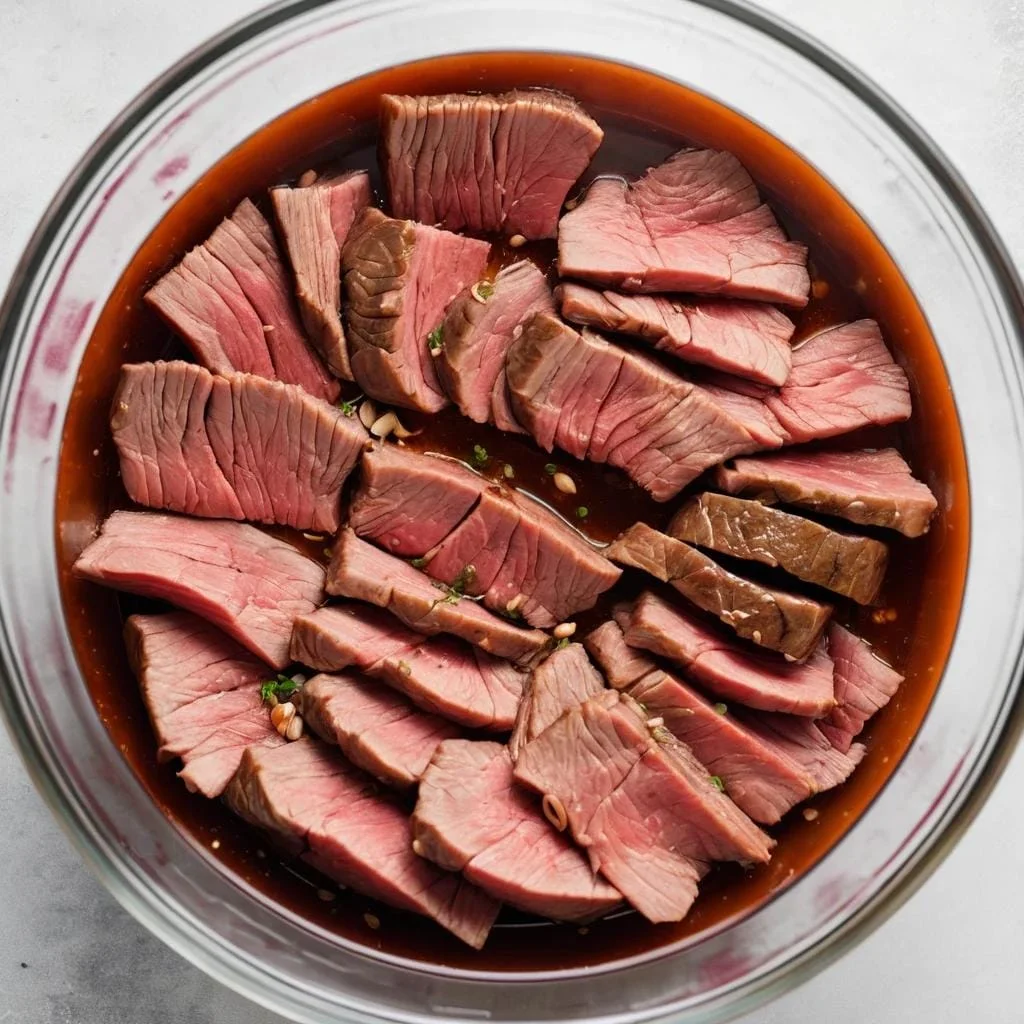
[2,1,1024,1022]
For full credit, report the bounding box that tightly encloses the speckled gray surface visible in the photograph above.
[2,1,1024,1022]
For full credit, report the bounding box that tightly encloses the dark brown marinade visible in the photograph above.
[55,53,968,971]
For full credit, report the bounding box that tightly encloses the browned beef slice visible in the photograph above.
[341,208,490,412]
[381,90,602,239]
[557,149,809,305]
[557,283,795,387]
[74,511,325,669]
[271,170,372,379]
[145,198,340,402]
[124,611,283,797]
[325,528,548,665]
[514,690,773,922]
[604,522,831,660]
[715,447,938,537]
[437,261,554,430]
[301,671,459,789]
[112,361,366,533]
[224,739,499,948]
[617,591,835,717]
[506,313,756,501]
[413,740,621,921]
[669,492,889,605]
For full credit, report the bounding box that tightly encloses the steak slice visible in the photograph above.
[605,523,832,660]
[224,739,499,947]
[618,591,835,716]
[290,603,525,730]
[820,623,904,752]
[414,740,622,921]
[557,283,794,387]
[437,261,554,430]
[271,170,373,379]
[301,671,459,789]
[514,690,774,922]
[342,207,490,412]
[325,529,548,665]
[74,511,325,669]
[741,713,866,790]
[112,361,366,532]
[509,642,606,760]
[584,620,820,824]
[558,149,809,305]
[145,198,339,401]
[124,612,282,797]
[714,448,938,537]
[506,314,756,501]
[669,492,889,605]
[381,90,603,239]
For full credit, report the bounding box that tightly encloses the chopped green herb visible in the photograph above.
[260,675,300,703]
[555,637,571,650]
[470,444,489,468]
[713,702,728,715]
[427,326,444,352]
[338,393,363,417]
[544,463,557,475]
[576,506,589,519]
[477,281,495,300]
[323,546,333,560]
[503,463,515,479]
[709,775,726,792]
[453,564,477,592]
[502,605,523,622]
[410,556,427,569]
[432,564,477,605]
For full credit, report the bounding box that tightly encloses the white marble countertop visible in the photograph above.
[2,1,1023,1021]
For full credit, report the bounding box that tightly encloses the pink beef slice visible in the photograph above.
[699,319,912,447]
[604,522,832,661]
[413,740,622,921]
[124,612,283,797]
[73,511,325,669]
[557,149,810,305]
[714,447,938,538]
[381,90,603,239]
[557,282,795,387]
[583,620,836,825]
[289,602,526,731]
[145,198,340,402]
[505,313,756,501]
[111,361,366,533]
[301,671,460,789]
[514,689,774,922]
[349,446,621,628]
[437,261,554,431]
[325,528,548,665]
[341,208,490,412]
[510,642,606,761]
[668,492,889,606]
[271,171,373,379]
[820,623,904,752]
[618,591,835,717]
[224,739,499,948]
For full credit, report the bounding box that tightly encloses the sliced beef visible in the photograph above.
[301,671,459,789]
[715,448,938,537]
[414,740,621,921]
[271,171,372,379]
[325,529,548,665]
[342,208,490,412]
[604,523,831,660]
[618,591,835,716]
[557,283,794,386]
[381,90,603,239]
[124,612,283,797]
[289,602,525,730]
[112,361,366,532]
[224,739,498,948]
[558,149,809,305]
[74,511,325,669]
[820,623,904,752]
[514,690,773,922]
[437,261,554,430]
[145,198,339,402]
[669,492,889,605]
[509,642,606,760]
[506,314,756,501]
[350,447,621,628]
[741,713,865,790]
